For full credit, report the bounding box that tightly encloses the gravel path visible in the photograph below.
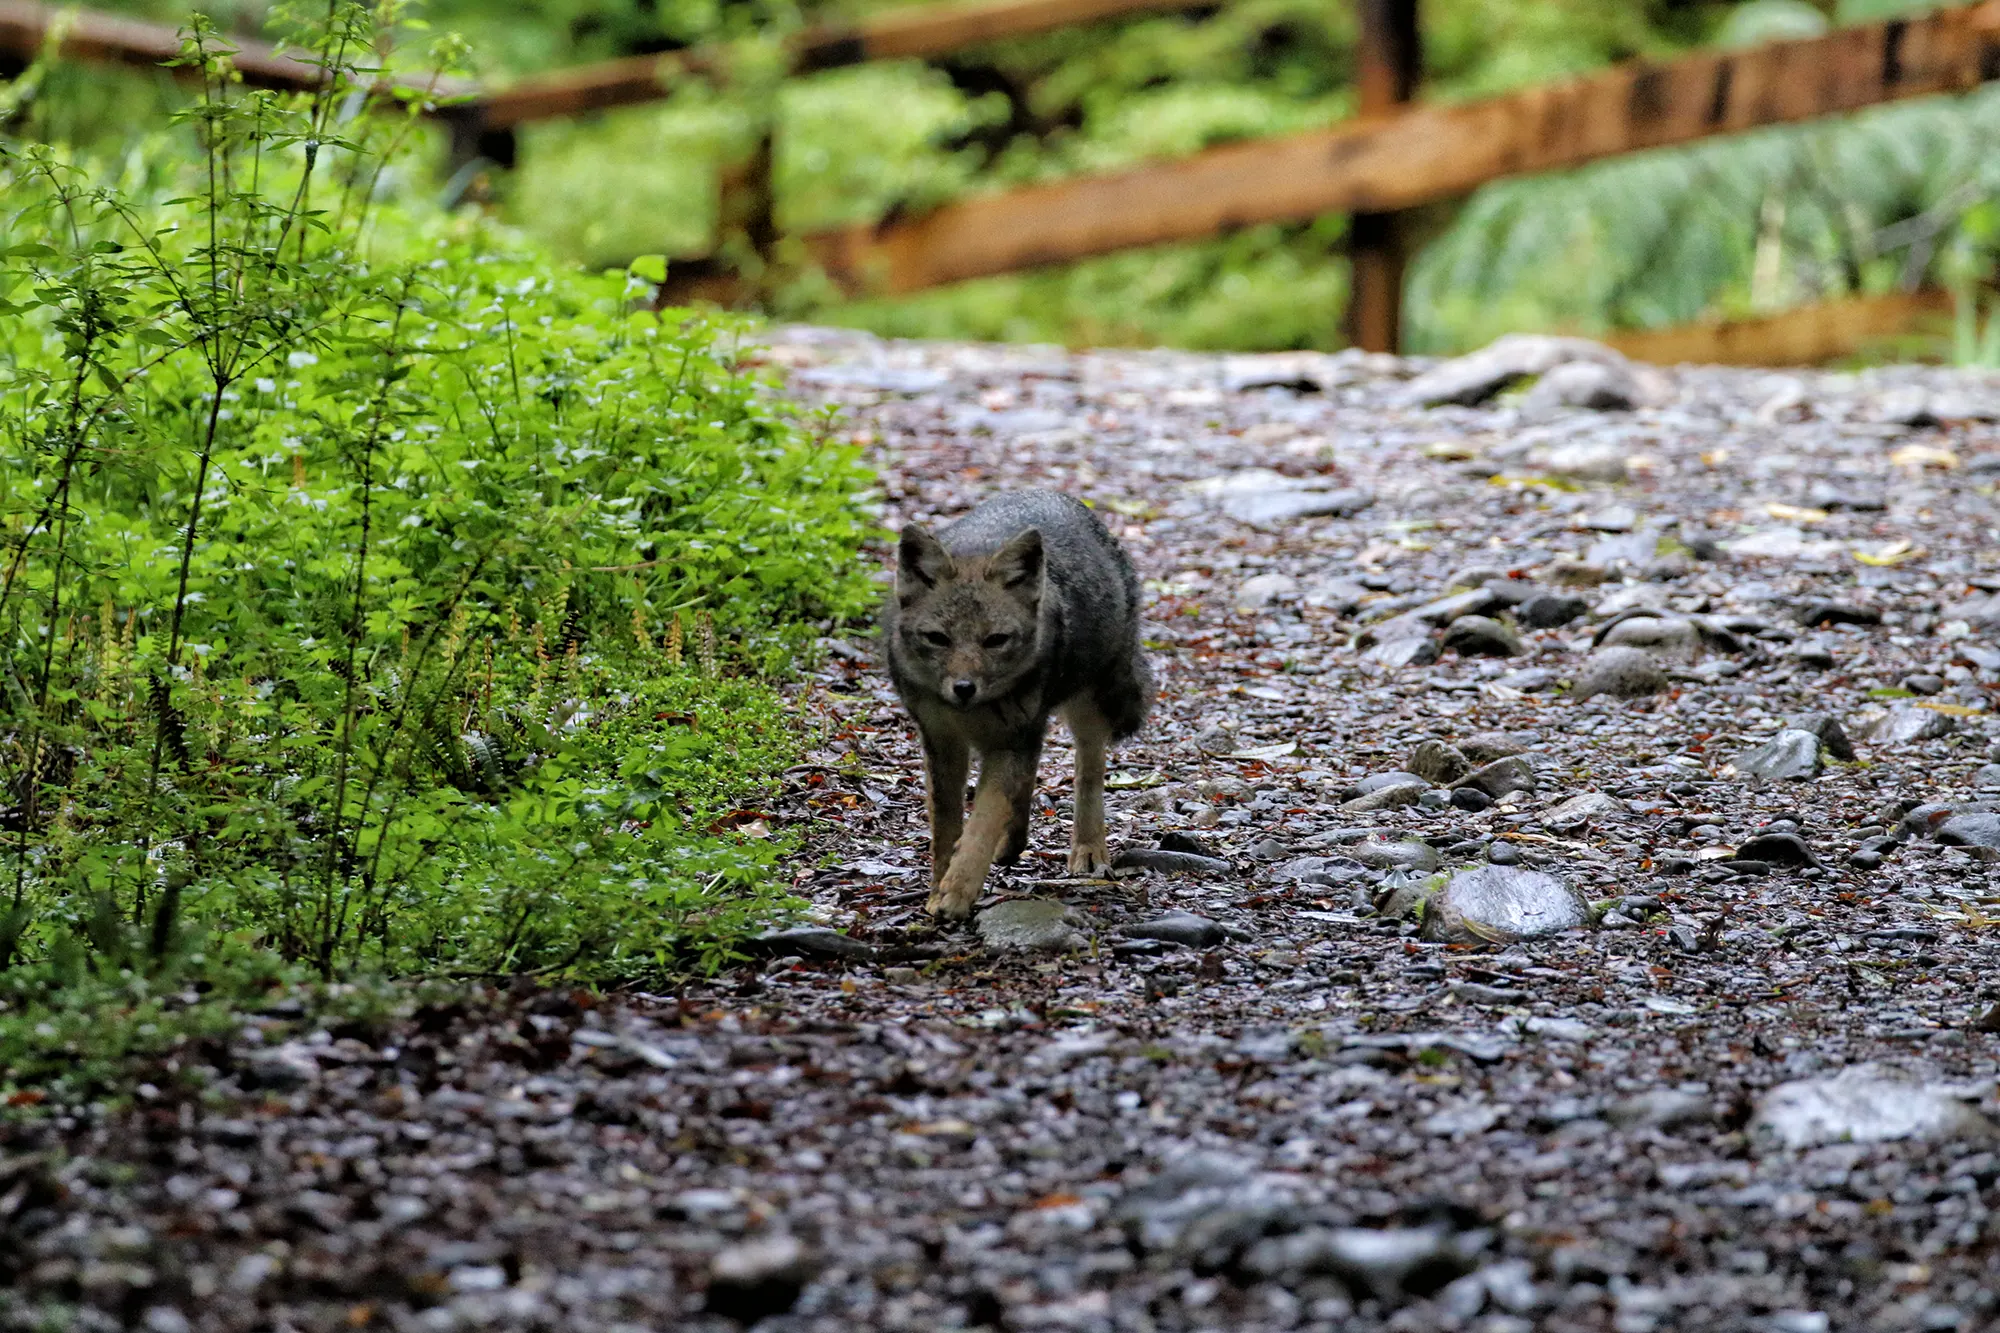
[10,329,2000,1333]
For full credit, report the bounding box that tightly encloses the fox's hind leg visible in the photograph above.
[921,730,970,888]
[1062,697,1112,877]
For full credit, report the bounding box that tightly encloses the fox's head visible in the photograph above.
[894,523,1044,708]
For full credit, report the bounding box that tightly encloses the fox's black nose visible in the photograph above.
[952,679,977,703]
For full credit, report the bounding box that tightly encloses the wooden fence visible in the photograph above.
[6,0,2000,361]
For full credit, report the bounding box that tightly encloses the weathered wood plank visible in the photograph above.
[1606,289,1955,366]
[476,0,1205,127]
[0,0,319,87]
[0,0,474,99]
[805,2,2000,295]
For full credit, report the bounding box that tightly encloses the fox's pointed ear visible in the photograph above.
[987,528,1044,600]
[897,524,953,593]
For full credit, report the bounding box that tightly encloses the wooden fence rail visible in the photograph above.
[798,3,2000,298]
[6,0,2000,362]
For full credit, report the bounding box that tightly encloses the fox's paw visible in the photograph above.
[1068,842,1112,878]
[926,873,982,920]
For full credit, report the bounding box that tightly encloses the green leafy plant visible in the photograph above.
[0,0,875,1038]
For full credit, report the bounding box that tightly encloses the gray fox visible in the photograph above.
[886,490,1153,920]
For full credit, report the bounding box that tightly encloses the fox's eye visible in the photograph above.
[922,630,951,647]
[981,633,1012,649]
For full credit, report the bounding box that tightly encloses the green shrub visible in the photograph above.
[0,4,874,1007]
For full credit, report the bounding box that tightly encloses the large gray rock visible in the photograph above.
[1364,636,1440,670]
[1934,813,2000,850]
[1121,912,1228,949]
[1598,616,1701,664]
[1349,839,1442,873]
[1785,711,1855,761]
[1751,1066,1996,1152]
[1519,358,1646,415]
[1233,572,1300,610]
[1413,588,1506,626]
[976,900,1086,952]
[1454,755,1537,799]
[1400,333,1632,408]
[1442,615,1524,657]
[1728,729,1823,781]
[1868,706,1958,745]
[1460,731,1531,763]
[1543,791,1630,831]
[1239,1223,1488,1301]
[1408,739,1472,785]
[1423,865,1593,945]
[1517,592,1588,628]
[1113,847,1234,876]
[1344,781,1429,812]
[1570,647,1669,700]
[1221,486,1375,527]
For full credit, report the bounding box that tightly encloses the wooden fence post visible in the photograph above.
[716,123,777,302]
[1346,0,1420,354]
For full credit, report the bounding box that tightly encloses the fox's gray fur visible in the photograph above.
[886,490,1153,919]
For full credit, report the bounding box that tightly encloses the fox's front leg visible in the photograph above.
[922,732,969,888]
[1064,700,1112,877]
[929,747,1037,919]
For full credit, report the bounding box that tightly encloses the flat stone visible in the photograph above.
[1348,770,1431,796]
[1159,831,1221,857]
[1517,593,1588,628]
[1220,486,1374,527]
[1344,781,1429,812]
[1751,1066,1996,1152]
[1349,839,1442,873]
[749,927,878,961]
[1121,912,1228,949]
[1454,755,1537,799]
[1412,588,1506,626]
[1733,831,1820,867]
[1401,333,1630,408]
[1570,647,1669,700]
[1943,592,2000,628]
[1934,813,2000,850]
[1363,636,1440,670]
[1606,1090,1714,1130]
[1441,614,1524,657]
[1521,360,1648,416]
[1112,848,1234,877]
[1460,731,1532,763]
[1534,440,1632,484]
[1543,791,1630,831]
[1495,666,1557,691]
[1598,616,1702,663]
[975,900,1086,952]
[1796,601,1882,628]
[1233,572,1300,610]
[1582,503,1640,532]
[1408,740,1472,785]
[1868,706,1958,745]
[1876,385,1938,426]
[1424,865,1592,945]
[1728,729,1823,781]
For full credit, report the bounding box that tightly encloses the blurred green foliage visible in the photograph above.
[9,0,2000,353]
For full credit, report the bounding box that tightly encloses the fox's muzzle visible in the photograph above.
[951,679,977,704]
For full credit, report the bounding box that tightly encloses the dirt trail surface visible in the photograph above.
[11,330,2000,1333]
